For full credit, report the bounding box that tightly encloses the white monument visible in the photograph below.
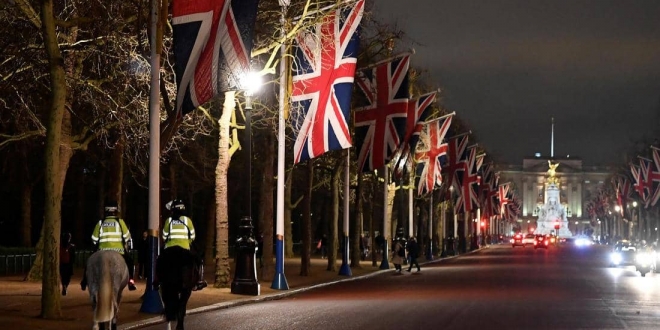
[535,161,573,237]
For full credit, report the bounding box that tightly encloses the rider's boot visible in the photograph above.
[193,263,207,291]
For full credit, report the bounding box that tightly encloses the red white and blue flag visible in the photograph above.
[453,145,480,214]
[354,55,410,172]
[648,146,660,207]
[638,157,655,206]
[413,114,453,196]
[405,91,437,152]
[291,0,365,164]
[441,133,469,199]
[631,163,646,201]
[172,0,260,115]
[498,183,512,218]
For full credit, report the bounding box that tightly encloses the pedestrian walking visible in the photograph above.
[406,237,421,272]
[320,234,328,259]
[391,239,405,272]
[59,232,75,296]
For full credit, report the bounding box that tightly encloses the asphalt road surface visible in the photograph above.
[142,243,660,330]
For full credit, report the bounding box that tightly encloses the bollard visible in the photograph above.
[231,216,261,296]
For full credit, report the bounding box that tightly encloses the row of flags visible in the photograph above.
[586,145,659,221]
[170,0,521,220]
[629,146,660,208]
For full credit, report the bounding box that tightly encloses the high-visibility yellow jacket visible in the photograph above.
[162,216,195,250]
[91,216,131,254]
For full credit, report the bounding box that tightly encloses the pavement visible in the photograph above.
[0,254,460,330]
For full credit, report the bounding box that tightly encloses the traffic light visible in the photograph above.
[480,221,486,228]
[554,223,560,230]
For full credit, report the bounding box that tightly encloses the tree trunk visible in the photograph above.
[37,0,70,318]
[328,164,341,271]
[284,172,294,257]
[108,137,124,210]
[214,92,234,288]
[20,182,33,247]
[204,198,215,269]
[258,131,275,280]
[350,165,362,268]
[300,160,313,276]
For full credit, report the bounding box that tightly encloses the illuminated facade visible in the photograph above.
[498,156,612,234]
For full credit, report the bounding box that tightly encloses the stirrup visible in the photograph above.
[193,281,207,291]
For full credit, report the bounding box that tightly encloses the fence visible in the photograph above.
[0,249,139,276]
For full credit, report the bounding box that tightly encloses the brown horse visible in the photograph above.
[157,246,198,330]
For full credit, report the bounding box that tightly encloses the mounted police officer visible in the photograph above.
[162,199,207,291]
[81,201,137,291]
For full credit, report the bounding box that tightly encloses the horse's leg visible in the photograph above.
[176,289,192,330]
[165,321,172,330]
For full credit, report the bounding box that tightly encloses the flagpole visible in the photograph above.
[140,0,163,313]
[339,149,352,276]
[272,1,289,290]
[426,192,434,260]
[380,165,390,269]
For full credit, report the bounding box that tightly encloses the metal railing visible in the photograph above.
[0,249,140,276]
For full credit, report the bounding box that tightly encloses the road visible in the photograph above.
[141,243,660,330]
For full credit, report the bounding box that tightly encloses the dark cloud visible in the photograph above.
[374,0,660,165]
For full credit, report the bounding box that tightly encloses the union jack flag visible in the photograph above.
[413,114,453,196]
[441,133,469,195]
[631,163,646,201]
[613,176,632,217]
[172,0,260,115]
[498,183,512,217]
[291,0,365,164]
[648,146,660,207]
[391,92,438,177]
[479,162,499,218]
[406,92,437,152]
[638,157,655,206]
[354,55,410,172]
[453,145,479,214]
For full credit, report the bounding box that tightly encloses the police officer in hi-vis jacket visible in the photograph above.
[81,201,137,291]
[162,199,207,291]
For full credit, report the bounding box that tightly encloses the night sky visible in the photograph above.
[374,0,660,166]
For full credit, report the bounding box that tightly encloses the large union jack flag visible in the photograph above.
[413,114,453,196]
[173,0,259,115]
[453,145,480,214]
[441,133,469,199]
[354,54,410,172]
[291,1,364,164]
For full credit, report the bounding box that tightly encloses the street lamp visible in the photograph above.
[231,71,263,296]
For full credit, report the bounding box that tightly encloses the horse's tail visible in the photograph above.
[95,267,113,323]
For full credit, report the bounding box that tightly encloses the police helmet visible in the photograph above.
[166,199,186,212]
[104,202,119,216]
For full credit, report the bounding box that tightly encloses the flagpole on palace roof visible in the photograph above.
[141,0,164,313]
[272,0,290,290]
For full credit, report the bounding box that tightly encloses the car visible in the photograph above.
[609,240,636,267]
[523,234,536,245]
[511,233,525,247]
[534,235,550,249]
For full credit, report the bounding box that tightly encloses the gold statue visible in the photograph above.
[547,160,559,185]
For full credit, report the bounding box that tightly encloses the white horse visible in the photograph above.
[86,250,129,330]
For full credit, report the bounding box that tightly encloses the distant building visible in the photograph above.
[498,155,614,235]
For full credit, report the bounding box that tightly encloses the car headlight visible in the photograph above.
[611,252,622,265]
[637,252,653,264]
